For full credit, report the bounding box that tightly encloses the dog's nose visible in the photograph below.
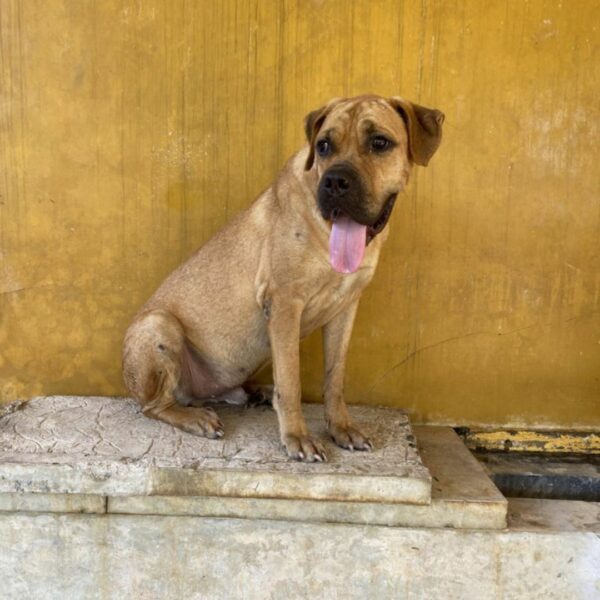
[323,173,350,197]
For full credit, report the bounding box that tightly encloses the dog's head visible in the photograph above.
[304,95,443,272]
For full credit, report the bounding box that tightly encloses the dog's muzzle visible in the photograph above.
[317,163,397,243]
[317,162,398,274]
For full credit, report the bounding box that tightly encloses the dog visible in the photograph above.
[123,94,443,462]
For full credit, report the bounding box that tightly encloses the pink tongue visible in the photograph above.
[329,214,367,274]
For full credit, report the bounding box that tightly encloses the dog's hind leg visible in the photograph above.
[122,310,224,438]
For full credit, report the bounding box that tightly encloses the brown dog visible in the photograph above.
[123,94,443,462]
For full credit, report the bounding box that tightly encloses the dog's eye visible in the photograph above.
[316,139,331,157]
[370,136,392,153]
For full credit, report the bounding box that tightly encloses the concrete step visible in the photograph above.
[0,498,597,599]
[0,396,430,504]
[103,425,506,529]
[0,396,507,530]
[0,397,597,599]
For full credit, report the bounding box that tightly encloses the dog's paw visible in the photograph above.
[178,407,224,439]
[282,433,327,463]
[329,423,373,452]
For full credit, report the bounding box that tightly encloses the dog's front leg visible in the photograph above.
[323,300,373,451]
[268,297,327,462]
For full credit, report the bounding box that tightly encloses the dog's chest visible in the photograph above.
[300,269,372,335]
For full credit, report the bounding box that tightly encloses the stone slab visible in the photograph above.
[0,510,597,600]
[0,396,431,504]
[414,426,506,505]
[108,427,507,530]
[107,491,505,530]
[0,426,506,529]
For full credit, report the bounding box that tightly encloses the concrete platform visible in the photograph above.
[106,426,507,530]
[0,396,430,504]
[0,397,597,598]
[0,396,507,529]
[0,500,597,599]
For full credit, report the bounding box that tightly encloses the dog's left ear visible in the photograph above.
[303,98,342,171]
[389,97,444,166]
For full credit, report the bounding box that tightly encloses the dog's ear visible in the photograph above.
[389,97,444,166]
[303,98,342,171]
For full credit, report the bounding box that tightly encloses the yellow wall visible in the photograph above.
[1,0,598,428]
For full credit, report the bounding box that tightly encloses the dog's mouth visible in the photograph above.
[328,193,397,274]
[367,193,397,242]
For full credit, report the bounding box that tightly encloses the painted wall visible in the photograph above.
[1,0,598,428]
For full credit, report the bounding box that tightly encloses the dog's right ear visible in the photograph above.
[303,98,342,171]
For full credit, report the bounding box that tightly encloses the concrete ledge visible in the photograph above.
[0,402,507,529]
[0,506,597,599]
[106,426,507,530]
[0,397,430,504]
[0,397,597,598]
[107,493,505,530]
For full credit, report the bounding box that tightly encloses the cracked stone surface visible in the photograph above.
[0,396,431,503]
